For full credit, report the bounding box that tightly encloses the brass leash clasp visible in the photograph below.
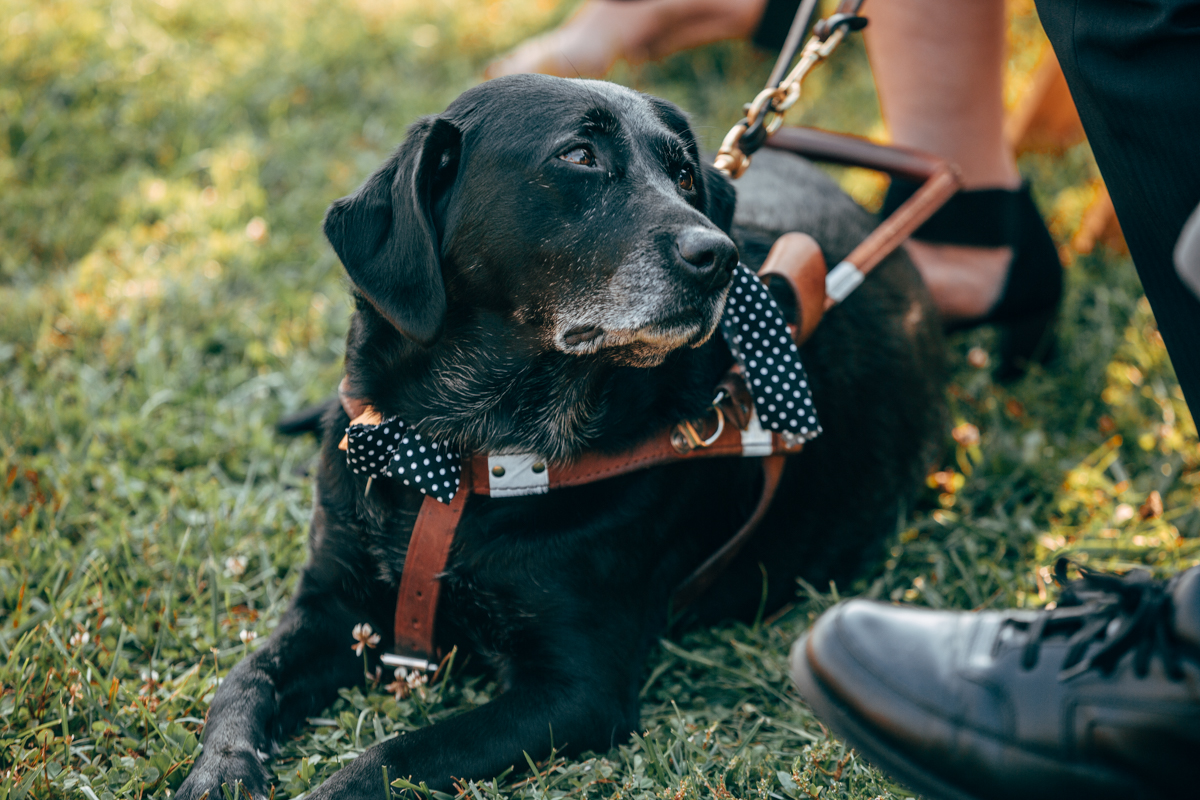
[714,0,867,178]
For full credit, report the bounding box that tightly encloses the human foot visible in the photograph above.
[883,180,1063,377]
[485,0,767,79]
[903,239,1010,322]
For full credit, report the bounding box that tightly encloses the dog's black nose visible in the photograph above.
[676,227,737,289]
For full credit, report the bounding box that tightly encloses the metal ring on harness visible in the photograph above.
[671,405,725,454]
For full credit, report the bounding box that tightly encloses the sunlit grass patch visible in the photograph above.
[1,0,1198,798]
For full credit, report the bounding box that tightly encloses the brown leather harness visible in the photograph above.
[338,0,962,670]
[386,382,796,665]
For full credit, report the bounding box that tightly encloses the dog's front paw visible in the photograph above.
[304,749,397,800]
[176,749,273,800]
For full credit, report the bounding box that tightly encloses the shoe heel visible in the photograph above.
[995,307,1056,382]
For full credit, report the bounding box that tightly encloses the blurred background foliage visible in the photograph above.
[1,0,1196,797]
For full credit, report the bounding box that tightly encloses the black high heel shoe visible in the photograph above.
[881,180,1063,381]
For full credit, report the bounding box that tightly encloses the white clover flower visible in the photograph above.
[385,667,409,700]
[139,669,160,695]
[351,623,380,656]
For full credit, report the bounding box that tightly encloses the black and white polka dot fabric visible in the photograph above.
[345,264,818,504]
[720,264,821,442]
[345,419,462,504]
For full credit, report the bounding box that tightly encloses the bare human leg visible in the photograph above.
[485,0,766,79]
[864,0,1022,322]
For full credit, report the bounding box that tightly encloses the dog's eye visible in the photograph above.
[678,167,695,192]
[559,147,596,167]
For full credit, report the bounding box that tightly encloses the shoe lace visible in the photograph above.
[1014,558,1184,681]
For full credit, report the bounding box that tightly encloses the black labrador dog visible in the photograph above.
[177,74,944,799]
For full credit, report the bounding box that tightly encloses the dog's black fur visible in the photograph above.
[178,75,945,800]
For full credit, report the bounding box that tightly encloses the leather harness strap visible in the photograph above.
[394,438,791,662]
[393,475,470,662]
[671,455,787,608]
[387,409,795,661]
[394,367,802,653]
[467,415,802,497]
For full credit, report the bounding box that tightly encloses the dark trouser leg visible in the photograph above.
[1035,0,1200,414]
[753,0,806,49]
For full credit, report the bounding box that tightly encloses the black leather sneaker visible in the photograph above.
[790,562,1200,800]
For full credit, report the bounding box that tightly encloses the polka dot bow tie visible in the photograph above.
[344,421,463,504]
[720,264,821,443]
[345,264,819,504]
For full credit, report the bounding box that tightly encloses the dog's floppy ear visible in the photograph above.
[700,161,737,234]
[323,116,462,347]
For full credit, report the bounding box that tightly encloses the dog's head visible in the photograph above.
[323,75,738,368]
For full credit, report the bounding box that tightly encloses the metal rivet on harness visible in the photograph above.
[531,462,546,474]
[492,465,505,477]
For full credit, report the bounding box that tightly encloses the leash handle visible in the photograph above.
[764,126,946,183]
[827,164,960,305]
[760,127,962,307]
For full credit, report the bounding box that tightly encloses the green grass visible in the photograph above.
[1,1,1197,798]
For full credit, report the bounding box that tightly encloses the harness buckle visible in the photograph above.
[381,652,436,672]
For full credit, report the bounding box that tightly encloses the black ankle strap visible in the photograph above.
[881,178,1025,248]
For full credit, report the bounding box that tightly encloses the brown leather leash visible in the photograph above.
[717,0,961,324]
[351,0,966,670]
[763,127,960,315]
